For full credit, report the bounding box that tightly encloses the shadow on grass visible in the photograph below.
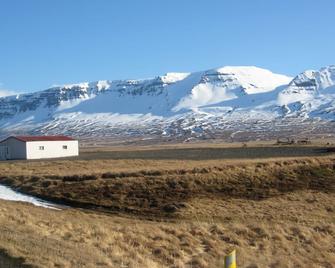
[0,248,33,268]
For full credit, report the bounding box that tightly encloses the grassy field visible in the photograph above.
[0,144,334,267]
[77,146,331,160]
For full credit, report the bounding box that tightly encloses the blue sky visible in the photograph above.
[0,0,334,93]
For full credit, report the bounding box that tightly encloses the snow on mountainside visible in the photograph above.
[276,65,335,119]
[173,66,292,111]
[278,65,335,105]
[0,65,335,141]
[0,66,291,120]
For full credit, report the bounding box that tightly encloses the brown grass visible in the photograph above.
[1,157,334,217]
[0,149,334,267]
[0,189,334,267]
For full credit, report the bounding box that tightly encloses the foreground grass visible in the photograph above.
[0,151,334,267]
[0,189,334,268]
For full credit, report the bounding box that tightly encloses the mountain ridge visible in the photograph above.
[0,65,334,141]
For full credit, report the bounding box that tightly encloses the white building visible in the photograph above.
[0,136,79,160]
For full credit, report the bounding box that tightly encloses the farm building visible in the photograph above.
[0,135,79,160]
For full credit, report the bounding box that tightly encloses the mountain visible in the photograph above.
[0,65,334,141]
[278,65,335,105]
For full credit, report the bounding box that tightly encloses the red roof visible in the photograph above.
[12,135,76,142]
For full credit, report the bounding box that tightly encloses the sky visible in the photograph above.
[0,0,334,93]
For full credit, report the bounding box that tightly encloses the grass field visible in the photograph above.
[0,144,334,267]
[77,146,331,160]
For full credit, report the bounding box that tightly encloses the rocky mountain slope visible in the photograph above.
[0,65,334,141]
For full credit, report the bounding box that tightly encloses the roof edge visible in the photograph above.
[0,135,77,143]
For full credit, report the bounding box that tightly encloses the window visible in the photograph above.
[63,145,68,150]
[39,146,44,150]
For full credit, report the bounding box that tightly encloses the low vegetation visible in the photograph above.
[0,146,334,267]
[1,157,334,218]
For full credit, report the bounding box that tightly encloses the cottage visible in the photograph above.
[0,135,79,160]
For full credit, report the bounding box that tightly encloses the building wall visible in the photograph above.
[0,138,27,159]
[26,140,79,160]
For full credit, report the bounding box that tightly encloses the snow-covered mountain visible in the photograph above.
[278,65,335,105]
[1,65,335,141]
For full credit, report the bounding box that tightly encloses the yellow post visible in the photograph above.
[224,249,236,268]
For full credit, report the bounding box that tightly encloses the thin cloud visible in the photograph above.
[0,83,19,97]
[0,90,17,97]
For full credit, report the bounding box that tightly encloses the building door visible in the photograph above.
[0,146,9,160]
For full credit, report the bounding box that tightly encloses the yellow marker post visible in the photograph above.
[224,249,236,268]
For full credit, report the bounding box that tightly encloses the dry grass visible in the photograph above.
[80,138,335,150]
[0,146,334,267]
[1,157,335,217]
[0,190,334,268]
[0,154,333,178]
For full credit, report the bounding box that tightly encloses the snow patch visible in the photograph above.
[160,72,190,84]
[57,95,96,111]
[173,66,292,111]
[94,80,111,91]
[0,185,59,209]
[216,66,292,94]
[62,82,90,90]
